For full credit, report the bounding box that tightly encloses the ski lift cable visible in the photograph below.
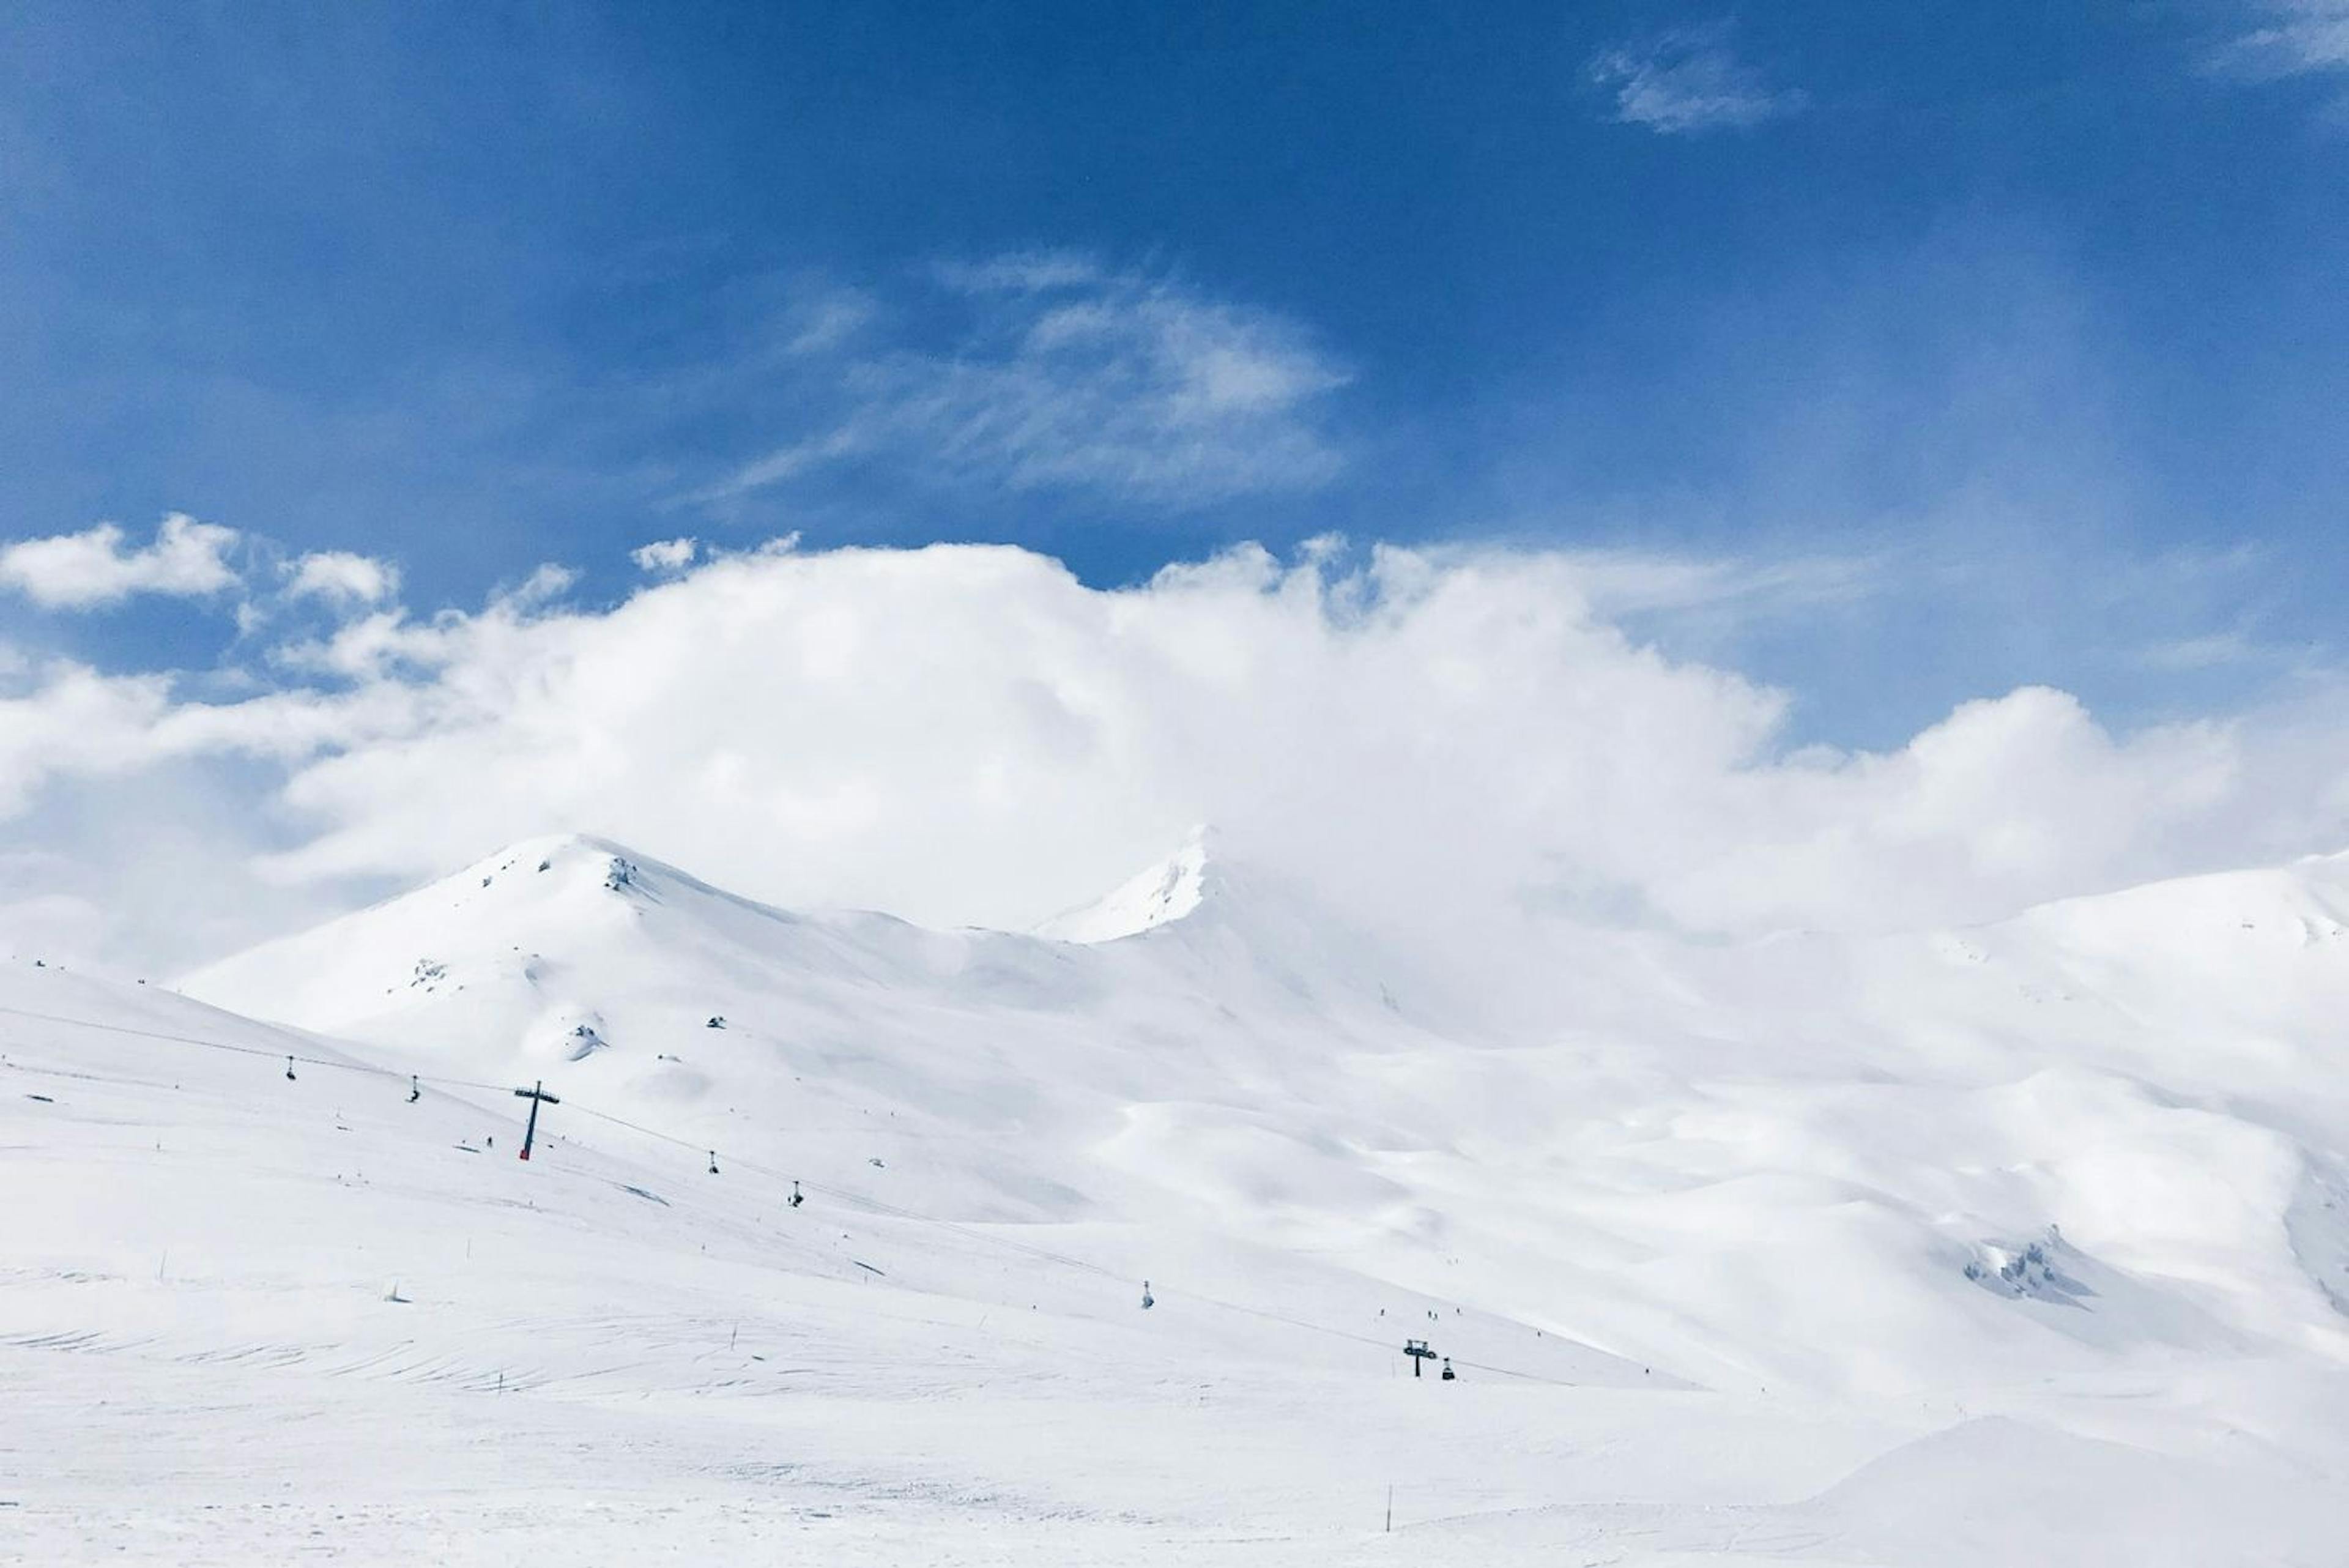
[2,1003,1586,1388]
[568,1099,1573,1380]
[561,1101,1143,1284]
[0,1003,514,1093]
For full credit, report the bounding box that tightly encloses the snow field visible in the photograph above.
[5,835,2348,1561]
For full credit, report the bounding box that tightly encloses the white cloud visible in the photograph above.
[2136,631,2265,672]
[502,562,579,607]
[1559,549,1877,620]
[0,513,242,609]
[284,550,400,604]
[935,250,1106,294]
[694,427,869,503]
[631,537,699,573]
[700,259,1349,509]
[1588,23,1808,135]
[2213,1,2349,79]
[5,540,2348,981]
[0,662,177,814]
[783,287,878,355]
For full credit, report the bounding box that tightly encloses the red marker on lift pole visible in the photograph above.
[513,1080,560,1160]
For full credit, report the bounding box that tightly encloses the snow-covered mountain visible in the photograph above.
[9,834,2349,1560]
[1035,825,1216,942]
[177,830,2349,1383]
[177,831,1449,1225]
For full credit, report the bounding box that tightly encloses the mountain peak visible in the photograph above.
[1035,825,1219,944]
[461,831,647,879]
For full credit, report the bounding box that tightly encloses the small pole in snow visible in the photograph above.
[512,1080,560,1160]
[1386,1484,1393,1533]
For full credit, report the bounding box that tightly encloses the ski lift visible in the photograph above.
[788,1180,804,1209]
[407,1074,421,1104]
[1140,1279,1154,1310]
[1441,1358,1457,1382]
[284,1055,297,1082]
[707,1150,720,1175]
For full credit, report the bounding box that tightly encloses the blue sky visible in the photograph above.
[3,0,2347,748]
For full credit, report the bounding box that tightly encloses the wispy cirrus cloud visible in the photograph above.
[695,256,1351,511]
[1587,21,1807,136]
[2210,0,2349,81]
[779,285,878,355]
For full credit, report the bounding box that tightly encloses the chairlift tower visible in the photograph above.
[513,1080,560,1160]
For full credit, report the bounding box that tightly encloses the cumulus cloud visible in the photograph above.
[0,663,178,815]
[700,259,1349,509]
[1587,22,1808,135]
[0,655,404,816]
[0,513,242,609]
[4,538,2347,979]
[284,550,399,604]
[631,538,699,573]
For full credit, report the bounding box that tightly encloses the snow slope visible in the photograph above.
[5,836,2347,1561]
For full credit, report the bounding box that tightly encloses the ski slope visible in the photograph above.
[6,834,2348,1561]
